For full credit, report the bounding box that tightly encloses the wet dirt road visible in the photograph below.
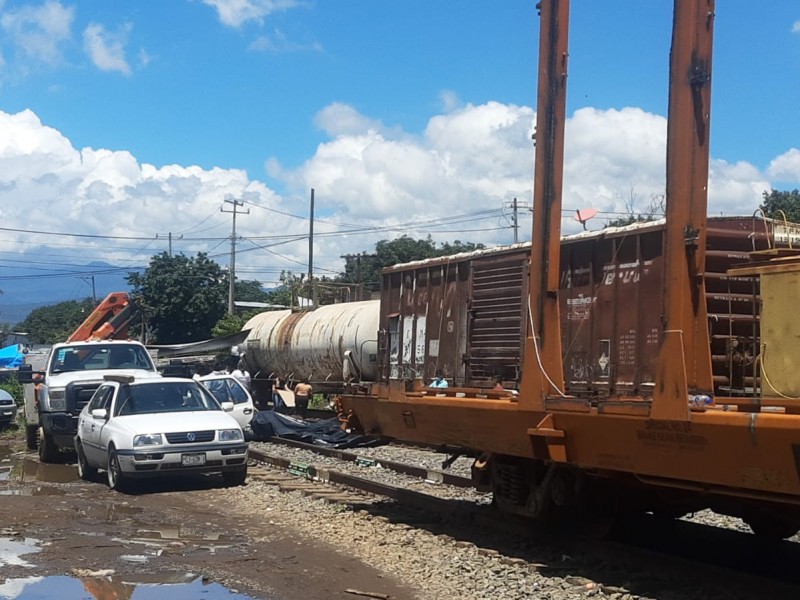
[0,437,414,600]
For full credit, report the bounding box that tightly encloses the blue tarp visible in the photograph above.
[0,344,24,369]
[250,411,385,449]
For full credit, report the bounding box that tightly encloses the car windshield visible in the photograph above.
[115,381,221,416]
[51,344,155,374]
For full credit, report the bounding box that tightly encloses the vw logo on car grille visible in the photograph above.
[186,432,196,442]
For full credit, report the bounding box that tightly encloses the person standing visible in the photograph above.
[231,360,251,391]
[293,377,313,419]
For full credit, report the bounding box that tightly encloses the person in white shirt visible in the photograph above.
[231,360,251,390]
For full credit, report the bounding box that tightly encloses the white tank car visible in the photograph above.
[243,300,380,390]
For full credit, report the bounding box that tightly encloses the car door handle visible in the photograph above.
[243,408,253,414]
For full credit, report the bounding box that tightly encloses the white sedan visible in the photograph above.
[197,374,256,429]
[75,376,248,490]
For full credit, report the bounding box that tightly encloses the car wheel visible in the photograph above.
[107,447,127,491]
[222,468,247,487]
[25,424,38,450]
[38,427,59,463]
[75,439,97,481]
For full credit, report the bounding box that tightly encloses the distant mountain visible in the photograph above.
[0,262,136,325]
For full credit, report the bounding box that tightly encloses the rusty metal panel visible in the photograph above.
[560,226,665,397]
[380,247,528,388]
[559,216,777,400]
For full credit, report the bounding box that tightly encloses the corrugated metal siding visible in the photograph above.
[467,254,527,384]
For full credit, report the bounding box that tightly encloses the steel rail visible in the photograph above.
[261,436,474,488]
[247,447,476,515]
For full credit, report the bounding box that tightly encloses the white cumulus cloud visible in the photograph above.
[83,22,133,76]
[0,108,293,273]
[767,148,800,183]
[0,101,786,280]
[792,20,800,34]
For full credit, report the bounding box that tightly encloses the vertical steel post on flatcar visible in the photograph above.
[521,0,570,409]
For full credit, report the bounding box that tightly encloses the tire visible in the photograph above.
[107,447,127,492]
[25,424,39,450]
[38,427,59,463]
[222,468,247,487]
[75,439,97,481]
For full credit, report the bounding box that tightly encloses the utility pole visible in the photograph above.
[512,197,519,244]
[222,197,249,315]
[156,232,183,257]
[504,198,530,243]
[308,188,316,308]
[80,275,97,303]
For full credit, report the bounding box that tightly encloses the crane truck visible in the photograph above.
[18,292,161,462]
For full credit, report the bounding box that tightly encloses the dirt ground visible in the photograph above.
[0,433,415,600]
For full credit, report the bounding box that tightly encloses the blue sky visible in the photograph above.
[0,0,799,300]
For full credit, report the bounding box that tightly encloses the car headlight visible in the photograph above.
[133,433,164,446]
[218,429,243,442]
[48,389,66,412]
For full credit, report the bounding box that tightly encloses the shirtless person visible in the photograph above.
[294,377,313,420]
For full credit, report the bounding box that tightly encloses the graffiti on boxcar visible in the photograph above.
[415,316,426,366]
[570,353,593,380]
[402,316,414,364]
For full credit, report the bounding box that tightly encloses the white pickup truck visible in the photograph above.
[19,340,161,462]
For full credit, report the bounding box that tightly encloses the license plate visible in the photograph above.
[181,453,206,466]
[2,410,12,416]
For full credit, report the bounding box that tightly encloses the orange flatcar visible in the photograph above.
[339,0,800,539]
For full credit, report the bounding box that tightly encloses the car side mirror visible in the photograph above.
[18,364,35,384]
[220,401,234,412]
[91,408,108,420]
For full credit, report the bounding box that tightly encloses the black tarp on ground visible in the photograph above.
[250,410,385,449]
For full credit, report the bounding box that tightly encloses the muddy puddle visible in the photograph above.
[0,573,267,599]
[0,536,267,598]
[0,445,77,490]
[0,537,41,568]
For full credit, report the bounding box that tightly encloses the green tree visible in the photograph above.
[211,310,262,338]
[235,279,271,303]
[337,236,486,293]
[14,298,97,344]
[760,189,800,223]
[127,252,228,344]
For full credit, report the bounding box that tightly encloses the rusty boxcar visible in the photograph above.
[379,215,768,398]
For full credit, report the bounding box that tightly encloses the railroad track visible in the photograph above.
[247,441,800,598]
